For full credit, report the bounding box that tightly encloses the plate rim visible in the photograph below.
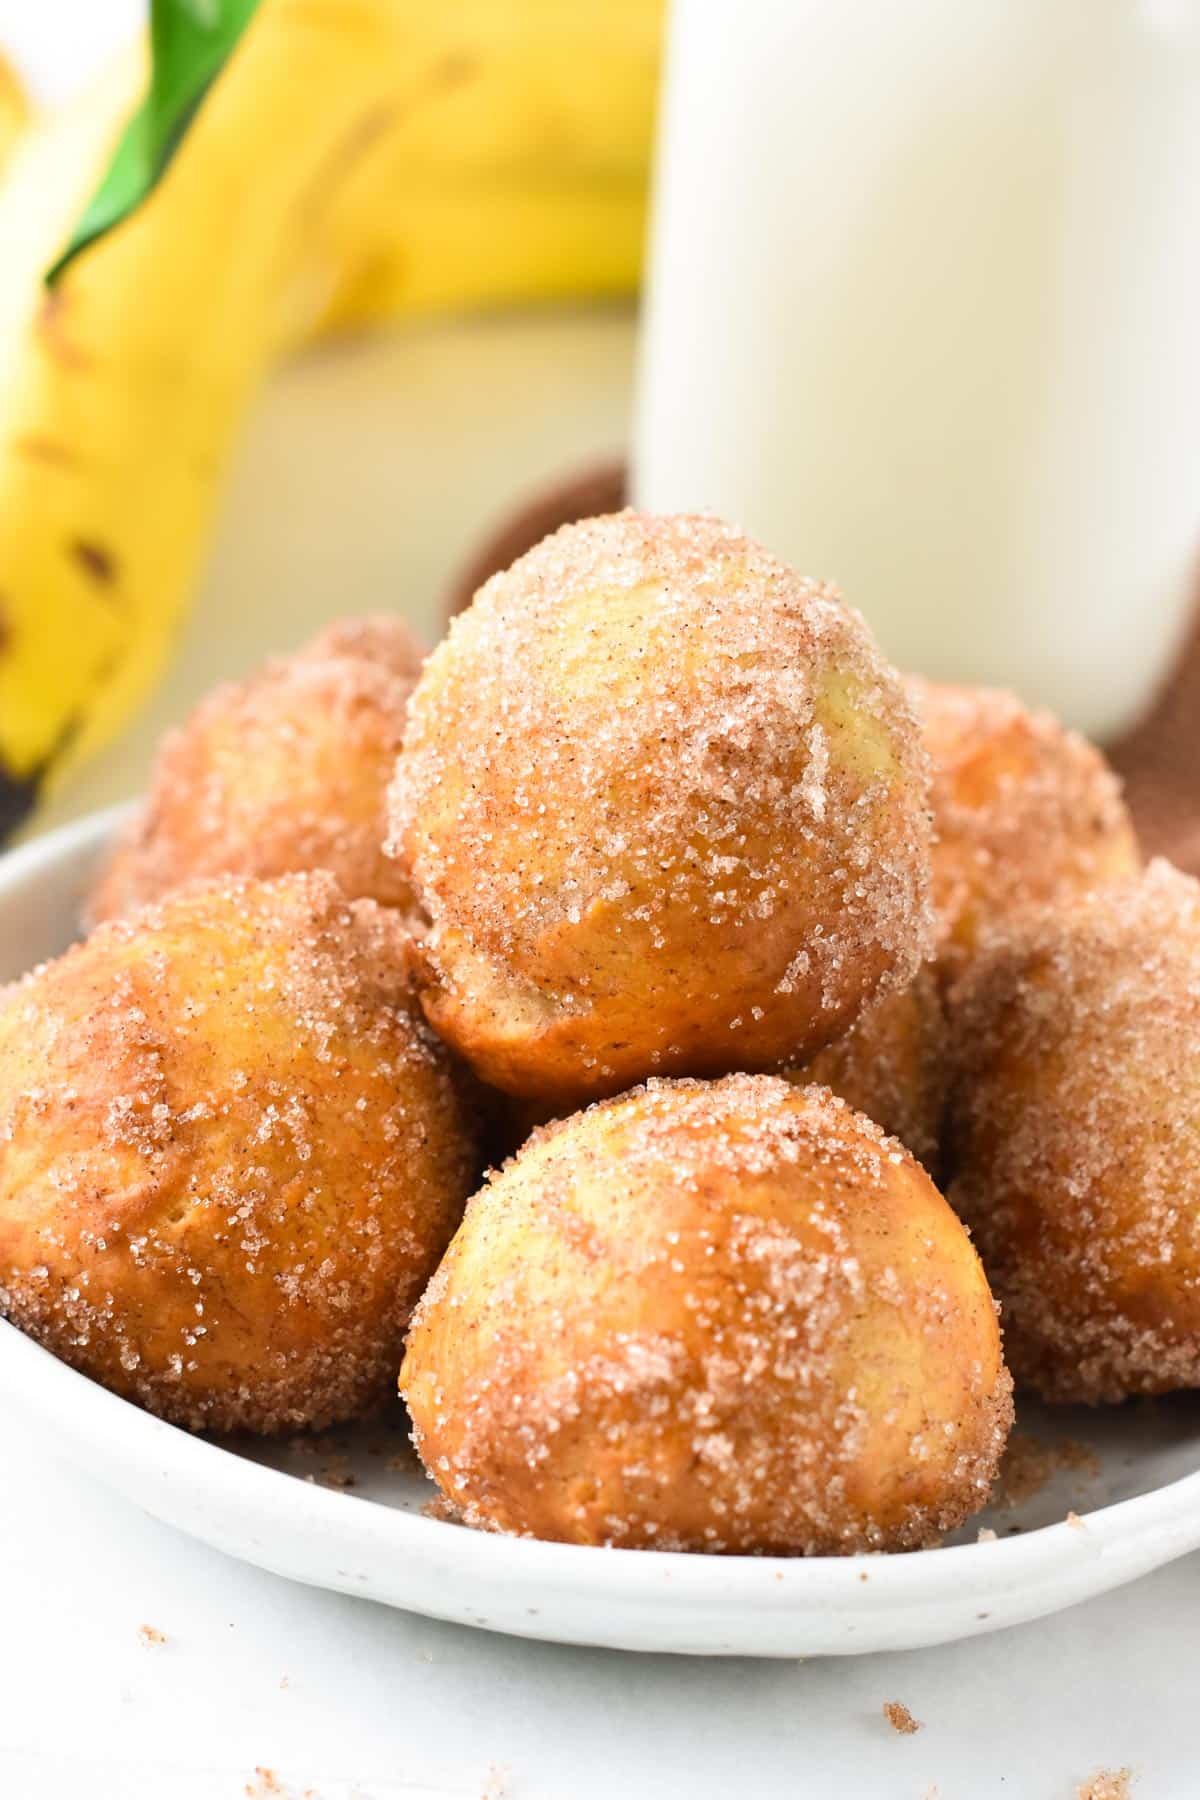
[6,1305,1200,1598]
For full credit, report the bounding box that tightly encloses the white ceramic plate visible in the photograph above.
[2,807,1200,1658]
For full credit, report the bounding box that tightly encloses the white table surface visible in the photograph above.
[1,10,1198,1795]
[2,1393,1197,1800]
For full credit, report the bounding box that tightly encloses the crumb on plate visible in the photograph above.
[991,1433,1100,1511]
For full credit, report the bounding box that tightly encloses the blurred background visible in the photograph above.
[0,0,640,836]
[2,0,1198,846]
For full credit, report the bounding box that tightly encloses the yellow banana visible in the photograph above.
[311,1,661,332]
[0,0,661,830]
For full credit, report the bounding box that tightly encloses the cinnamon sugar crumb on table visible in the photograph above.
[245,1771,281,1797]
[883,1699,921,1735]
[1077,1770,1133,1800]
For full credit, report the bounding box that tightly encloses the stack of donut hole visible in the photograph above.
[3,459,1190,1561]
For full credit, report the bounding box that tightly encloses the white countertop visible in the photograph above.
[2,1400,1196,1800]
[1,11,1197,1792]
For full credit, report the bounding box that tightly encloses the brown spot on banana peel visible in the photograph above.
[16,435,81,470]
[432,50,480,89]
[35,290,92,372]
[291,99,404,231]
[291,53,482,233]
[70,539,119,587]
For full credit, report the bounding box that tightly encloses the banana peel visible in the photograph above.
[310,0,661,333]
[0,0,662,833]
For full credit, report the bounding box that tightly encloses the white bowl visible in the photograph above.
[1,806,1199,1657]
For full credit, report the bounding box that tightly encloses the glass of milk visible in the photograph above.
[634,0,1200,740]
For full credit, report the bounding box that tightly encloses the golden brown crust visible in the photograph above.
[945,859,1200,1403]
[389,512,935,1107]
[88,615,424,925]
[401,1074,1012,1553]
[910,678,1140,979]
[0,873,478,1433]
[790,964,945,1173]
[498,966,947,1172]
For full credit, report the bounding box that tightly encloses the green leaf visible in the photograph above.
[45,0,262,286]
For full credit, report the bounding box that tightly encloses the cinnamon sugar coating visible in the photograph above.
[910,678,1140,978]
[792,963,945,1172]
[89,615,424,924]
[389,512,935,1107]
[946,860,1200,1403]
[0,873,478,1433]
[401,1075,1012,1553]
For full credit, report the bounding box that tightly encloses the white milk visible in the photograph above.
[634,0,1200,739]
